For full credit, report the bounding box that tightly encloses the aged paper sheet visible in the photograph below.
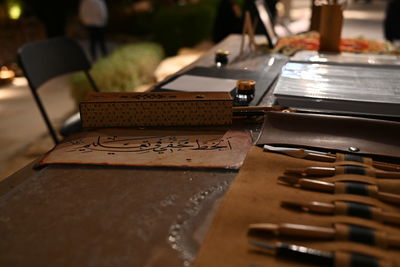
[40,129,252,169]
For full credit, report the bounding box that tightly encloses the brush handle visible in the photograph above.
[373,161,400,172]
[299,178,335,192]
[335,201,400,225]
[334,251,386,267]
[380,210,400,225]
[377,191,400,204]
[334,182,400,205]
[376,171,400,179]
[305,152,336,162]
[307,201,336,213]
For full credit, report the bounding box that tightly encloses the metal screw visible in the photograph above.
[348,146,360,152]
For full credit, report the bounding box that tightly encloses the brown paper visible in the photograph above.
[193,146,400,267]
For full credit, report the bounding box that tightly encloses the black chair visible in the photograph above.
[18,37,100,145]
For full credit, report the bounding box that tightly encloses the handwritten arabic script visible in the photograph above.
[67,135,233,155]
[40,130,252,169]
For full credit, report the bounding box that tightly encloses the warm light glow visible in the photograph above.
[12,77,28,87]
[8,3,22,20]
[0,66,15,79]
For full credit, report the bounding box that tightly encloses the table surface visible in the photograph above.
[0,35,287,266]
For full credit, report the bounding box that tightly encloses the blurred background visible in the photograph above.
[0,0,395,179]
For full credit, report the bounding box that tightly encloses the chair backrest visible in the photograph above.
[18,37,95,90]
[18,37,99,144]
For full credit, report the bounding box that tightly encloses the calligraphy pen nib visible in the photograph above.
[278,176,300,185]
[284,168,304,176]
[280,200,303,210]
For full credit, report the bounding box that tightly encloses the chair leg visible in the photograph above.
[31,90,59,145]
[85,71,100,92]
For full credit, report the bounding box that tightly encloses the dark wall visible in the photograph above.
[23,0,80,37]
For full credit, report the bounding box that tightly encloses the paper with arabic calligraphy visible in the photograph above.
[39,129,253,169]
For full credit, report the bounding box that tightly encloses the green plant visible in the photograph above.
[70,42,164,105]
[151,0,218,55]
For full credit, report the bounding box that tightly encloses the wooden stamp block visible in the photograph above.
[80,92,233,128]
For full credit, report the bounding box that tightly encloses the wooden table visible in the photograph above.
[0,35,287,266]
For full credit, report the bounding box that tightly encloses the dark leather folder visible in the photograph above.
[257,111,400,159]
[153,66,282,106]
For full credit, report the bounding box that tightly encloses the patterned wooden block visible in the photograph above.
[80,92,233,128]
